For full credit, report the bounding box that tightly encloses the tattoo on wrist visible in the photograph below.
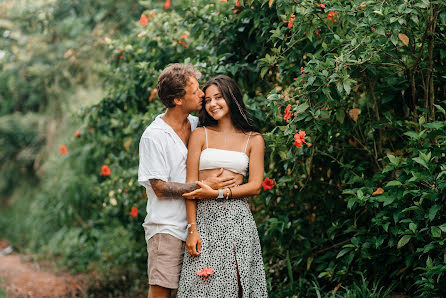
[150,179,199,199]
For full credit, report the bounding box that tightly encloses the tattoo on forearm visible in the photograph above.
[150,179,199,199]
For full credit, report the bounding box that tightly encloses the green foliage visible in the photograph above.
[1,0,445,296]
[0,114,43,197]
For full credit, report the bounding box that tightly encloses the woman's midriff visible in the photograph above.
[199,168,244,187]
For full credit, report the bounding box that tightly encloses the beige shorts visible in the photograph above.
[146,233,185,289]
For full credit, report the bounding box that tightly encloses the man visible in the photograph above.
[138,64,235,298]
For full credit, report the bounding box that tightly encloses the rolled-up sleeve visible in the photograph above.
[138,133,169,187]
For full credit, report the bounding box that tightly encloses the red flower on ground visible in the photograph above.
[262,177,274,191]
[163,0,171,10]
[197,267,214,280]
[74,130,81,138]
[327,11,339,23]
[371,27,375,32]
[140,14,148,26]
[100,165,111,176]
[129,206,138,218]
[300,66,305,75]
[59,145,68,155]
[284,104,292,121]
[288,13,295,29]
[235,0,241,7]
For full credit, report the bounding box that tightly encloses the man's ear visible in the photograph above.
[173,97,183,106]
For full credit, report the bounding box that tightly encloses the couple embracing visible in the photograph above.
[138,64,268,298]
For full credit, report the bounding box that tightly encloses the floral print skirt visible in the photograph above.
[177,198,268,298]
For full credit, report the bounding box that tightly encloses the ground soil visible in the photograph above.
[0,241,85,298]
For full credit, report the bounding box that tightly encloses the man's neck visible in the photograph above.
[162,107,190,130]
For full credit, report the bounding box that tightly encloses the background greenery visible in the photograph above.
[1,0,445,296]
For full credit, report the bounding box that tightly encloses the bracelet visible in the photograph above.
[217,189,224,199]
[189,228,197,234]
[229,187,233,198]
[187,222,196,229]
[225,187,229,199]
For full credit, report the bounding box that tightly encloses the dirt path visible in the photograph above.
[0,242,84,297]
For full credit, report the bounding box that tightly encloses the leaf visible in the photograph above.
[286,250,294,285]
[413,157,429,169]
[426,256,433,269]
[397,235,411,249]
[431,226,441,238]
[428,205,440,221]
[336,248,352,259]
[434,104,446,115]
[295,102,309,114]
[306,256,313,270]
[424,121,445,129]
[398,33,409,46]
[409,223,417,233]
[387,154,401,166]
[372,187,384,196]
[336,109,345,123]
[382,196,396,206]
[348,108,361,122]
[386,180,402,187]
[343,81,351,95]
[439,223,446,233]
[123,138,132,151]
[403,131,420,139]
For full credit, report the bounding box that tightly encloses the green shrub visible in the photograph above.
[2,0,445,296]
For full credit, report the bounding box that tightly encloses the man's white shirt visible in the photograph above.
[138,113,199,242]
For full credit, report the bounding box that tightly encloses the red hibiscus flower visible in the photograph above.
[315,2,326,11]
[59,145,68,155]
[262,177,274,191]
[284,104,292,121]
[294,130,311,148]
[129,206,138,218]
[163,0,171,10]
[74,130,81,138]
[100,165,111,176]
[140,14,148,26]
[288,13,295,29]
[327,11,338,23]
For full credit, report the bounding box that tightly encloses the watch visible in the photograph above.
[217,189,224,199]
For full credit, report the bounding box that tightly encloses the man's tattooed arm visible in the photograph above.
[149,179,199,199]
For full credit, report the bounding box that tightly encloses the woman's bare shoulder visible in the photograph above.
[191,126,205,137]
[249,132,264,143]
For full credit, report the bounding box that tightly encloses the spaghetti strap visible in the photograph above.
[244,132,252,153]
[204,126,208,148]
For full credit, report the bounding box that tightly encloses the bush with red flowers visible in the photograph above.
[4,1,445,297]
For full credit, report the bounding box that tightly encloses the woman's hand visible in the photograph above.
[183,181,218,199]
[186,229,201,256]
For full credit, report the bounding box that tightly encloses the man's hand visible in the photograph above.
[203,168,236,190]
[186,229,201,256]
[183,181,219,199]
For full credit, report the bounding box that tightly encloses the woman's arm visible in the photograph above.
[183,133,265,199]
[185,128,204,256]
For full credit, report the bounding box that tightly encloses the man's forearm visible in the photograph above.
[150,179,199,199]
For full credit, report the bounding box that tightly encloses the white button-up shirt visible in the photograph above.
[138,113,199,242]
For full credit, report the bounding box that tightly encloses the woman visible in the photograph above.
[177,75,268,297]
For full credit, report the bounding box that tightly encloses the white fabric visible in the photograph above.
[199,127,250,176]
[199,148,249,176]
[138,113,199,242]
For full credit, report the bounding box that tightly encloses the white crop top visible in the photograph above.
[199,127,251,176]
